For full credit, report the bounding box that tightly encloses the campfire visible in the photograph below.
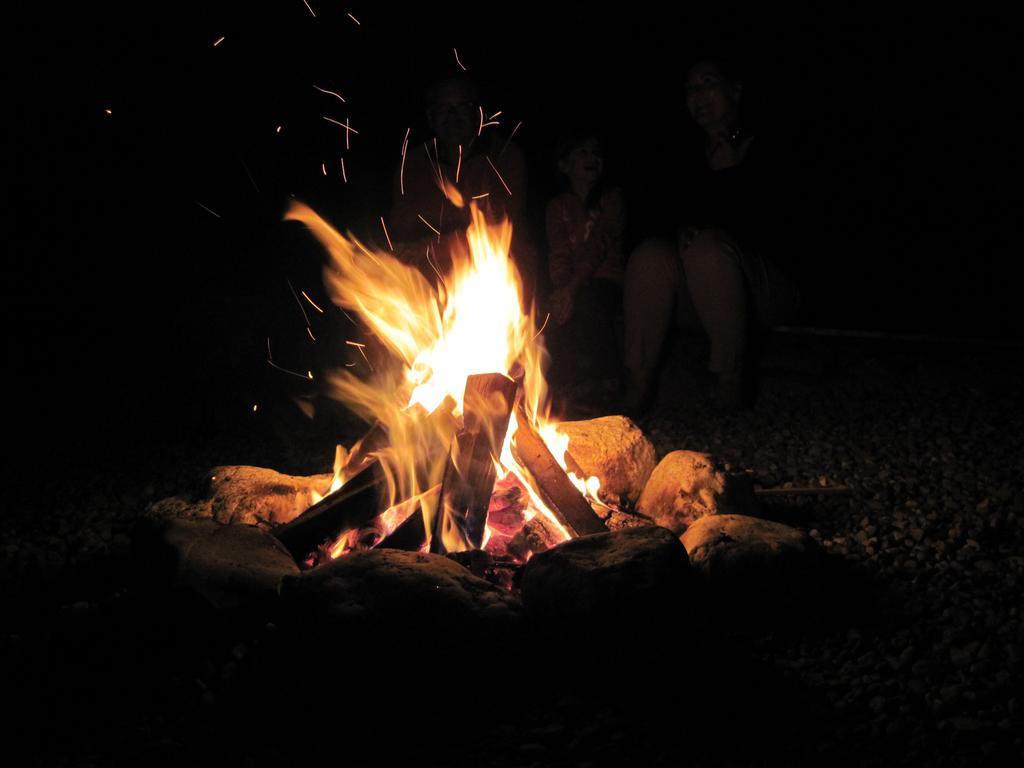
[273,199,609,571]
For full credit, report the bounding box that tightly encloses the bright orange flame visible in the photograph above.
[287,199,597,556]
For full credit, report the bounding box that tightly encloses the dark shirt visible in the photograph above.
[680,136,799,273]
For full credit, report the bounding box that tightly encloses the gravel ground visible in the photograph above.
[3,333,1022,766]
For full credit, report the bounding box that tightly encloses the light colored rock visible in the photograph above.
[681,514,824,622]
[135,518,300,614]
[556,415,657,505]
[144,466,333,528]
[636,451,757,533]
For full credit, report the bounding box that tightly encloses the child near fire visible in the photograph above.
[544,130,625,406]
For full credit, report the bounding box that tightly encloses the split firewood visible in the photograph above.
[507,513,567,561]
[510,403,607,538]
[374,485,441,551]
[272,464,384,562]
[431,373,518,553]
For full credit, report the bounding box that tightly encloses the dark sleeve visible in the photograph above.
[546,197,574,288]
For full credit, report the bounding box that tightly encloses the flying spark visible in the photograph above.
[498,120,522,158]
[306,327,317,341]
[347,12,361,25]
[399,127,410,196]
[346,340,373,371]
[340,157,347,182]
[194,201,221,218]
[268,358,315,380]
[300,290,325,313]
[454,48,467,70]
[313,84,346,103]
[213,36,225,46]
[322,116,359,138]
[303,0,317,17]
[380,216,394,251]
[417,214,440,236]
[287,279,312,327]
[485,157,512,195]
[456,144,462,183]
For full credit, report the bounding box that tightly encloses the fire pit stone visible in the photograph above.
[144,465,333,528]
[557,415,657,505]
[636,450,758,534]
[278,548,522,646]
[681,514,825,623]
[521,525,699,646]
[133,517,300,616]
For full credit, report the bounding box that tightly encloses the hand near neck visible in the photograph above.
[705,122,753,170]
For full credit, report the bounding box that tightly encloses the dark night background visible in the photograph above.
[5,7,1024,765]
[7,6,1021,482]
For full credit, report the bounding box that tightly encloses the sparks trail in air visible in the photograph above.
[478,106,485,136]
[276,124,283,134]
[533,312,551,340]
[341,157,348,182]
[213,36,225,47]
[498,121,522,159]
[485,157,512,196]
[488,111,503,121]
[346,340,374,371]
[194,201,221,218]
[471,193,490,200]
[301,290,325,313]
[321,162,327,176]
[454,48,467,71]
[425,244,448,293]
[456,144,463,183]
[322,116,360,144]
[417,214,440,237]
[424,139,445,189]
[303,0,317,17]
[380,216,394,251]
[313,84,346,103]
[104,108,113,115]
[267,337,313,380]
[239,156,261,193]
[399,127,410,195]
[306,327,317,341]
[287,279,312,327]
[347,12,361,25]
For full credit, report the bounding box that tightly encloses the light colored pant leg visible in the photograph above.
[623,237,681,388]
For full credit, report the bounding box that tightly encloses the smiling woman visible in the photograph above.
[623,56,801,413]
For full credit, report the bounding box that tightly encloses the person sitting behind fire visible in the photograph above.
[623,56,800,412]
[387,73,535,298]
[544,129,625,403]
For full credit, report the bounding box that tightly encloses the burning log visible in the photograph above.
[374,485,441,551]
[272,464,384,562]
[431,373,518,553]
[510,403,607,538]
